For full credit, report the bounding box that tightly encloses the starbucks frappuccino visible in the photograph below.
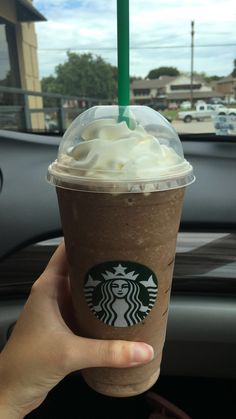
[47,105,195,397]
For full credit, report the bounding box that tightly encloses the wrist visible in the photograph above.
[0,361,25,419]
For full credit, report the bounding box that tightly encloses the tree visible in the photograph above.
[146,67,180,79]
[204,75,221,83]
[41,75,62,107]
[41,75,61,94]
[190,71,221,83]
[130,75,143,83]
[41,52,117,99]
[231,59,236,78]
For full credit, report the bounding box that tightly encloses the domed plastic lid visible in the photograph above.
[47,105,195,193]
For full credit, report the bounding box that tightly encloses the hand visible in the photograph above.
[0,242,154,419]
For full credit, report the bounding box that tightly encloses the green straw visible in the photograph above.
[117,0,130,122]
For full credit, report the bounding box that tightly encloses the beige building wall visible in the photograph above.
[16,21,44,129]
[1,0,44,130]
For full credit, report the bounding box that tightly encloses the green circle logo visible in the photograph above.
[84,261,158,327]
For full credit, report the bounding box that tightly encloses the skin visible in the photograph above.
[0,242,154,419]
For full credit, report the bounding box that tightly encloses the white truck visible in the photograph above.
[178,103,236,123]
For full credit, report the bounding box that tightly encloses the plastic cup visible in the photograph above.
[47,105,195,397]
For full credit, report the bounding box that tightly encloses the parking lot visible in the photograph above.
[172,119,215,134]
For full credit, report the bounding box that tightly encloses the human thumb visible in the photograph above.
[65,336,154,372]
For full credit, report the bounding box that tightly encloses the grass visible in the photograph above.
[162,110,179,121]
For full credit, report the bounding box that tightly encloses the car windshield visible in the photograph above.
[0,0,235,136]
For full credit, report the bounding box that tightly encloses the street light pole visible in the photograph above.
[190,20,194,108]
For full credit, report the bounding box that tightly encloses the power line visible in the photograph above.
[38,43,236,51]
[196,31,233,35]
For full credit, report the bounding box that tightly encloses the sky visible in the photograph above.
[34,0,236,80]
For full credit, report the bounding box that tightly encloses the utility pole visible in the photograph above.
[190,21,194,108]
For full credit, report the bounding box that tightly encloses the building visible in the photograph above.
[0,0,46,130]
[130,76,174,105]
[215,76,236,102]
[130,75,222,106]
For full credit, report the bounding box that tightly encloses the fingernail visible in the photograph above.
[131,343,154,365]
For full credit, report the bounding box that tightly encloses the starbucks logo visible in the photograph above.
[84,261,158,327]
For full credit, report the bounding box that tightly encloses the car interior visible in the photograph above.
[0,129,235,419]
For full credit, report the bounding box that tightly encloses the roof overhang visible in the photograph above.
[167,91,224,101]
[16,0,47,22]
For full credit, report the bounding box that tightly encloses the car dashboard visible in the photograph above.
[0,130,236,418]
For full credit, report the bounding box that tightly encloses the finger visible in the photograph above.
[32,241,68,299]
[66,337,154,371]
[45,240,68,278]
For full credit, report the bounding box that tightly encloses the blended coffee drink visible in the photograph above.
[47,105,194,397]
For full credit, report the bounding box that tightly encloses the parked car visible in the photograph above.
[168,102,178,110]
[195,100,206,106]
[180,101,191,110]
[178,103,236,123]
[227,97,236,104]
[148,101,167,111]
[45,114,59,132]
[208,97,225,105]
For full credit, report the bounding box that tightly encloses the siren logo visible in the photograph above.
[84,261,158,327]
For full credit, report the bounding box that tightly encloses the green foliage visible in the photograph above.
[231,59,236,77]
[130,75,143,82]
[41,52,117,99]
[204,75,221,83]
[146,67,180,79]
[191,71,221,83]
[41,75,61,93]
[41,75,62,107]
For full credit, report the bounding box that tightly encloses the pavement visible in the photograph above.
[172,120,215,134]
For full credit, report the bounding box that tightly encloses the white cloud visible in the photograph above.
[34,0,236,79]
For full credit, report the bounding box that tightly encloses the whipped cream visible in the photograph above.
[58,119,191,181]
[48,106,195,192]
